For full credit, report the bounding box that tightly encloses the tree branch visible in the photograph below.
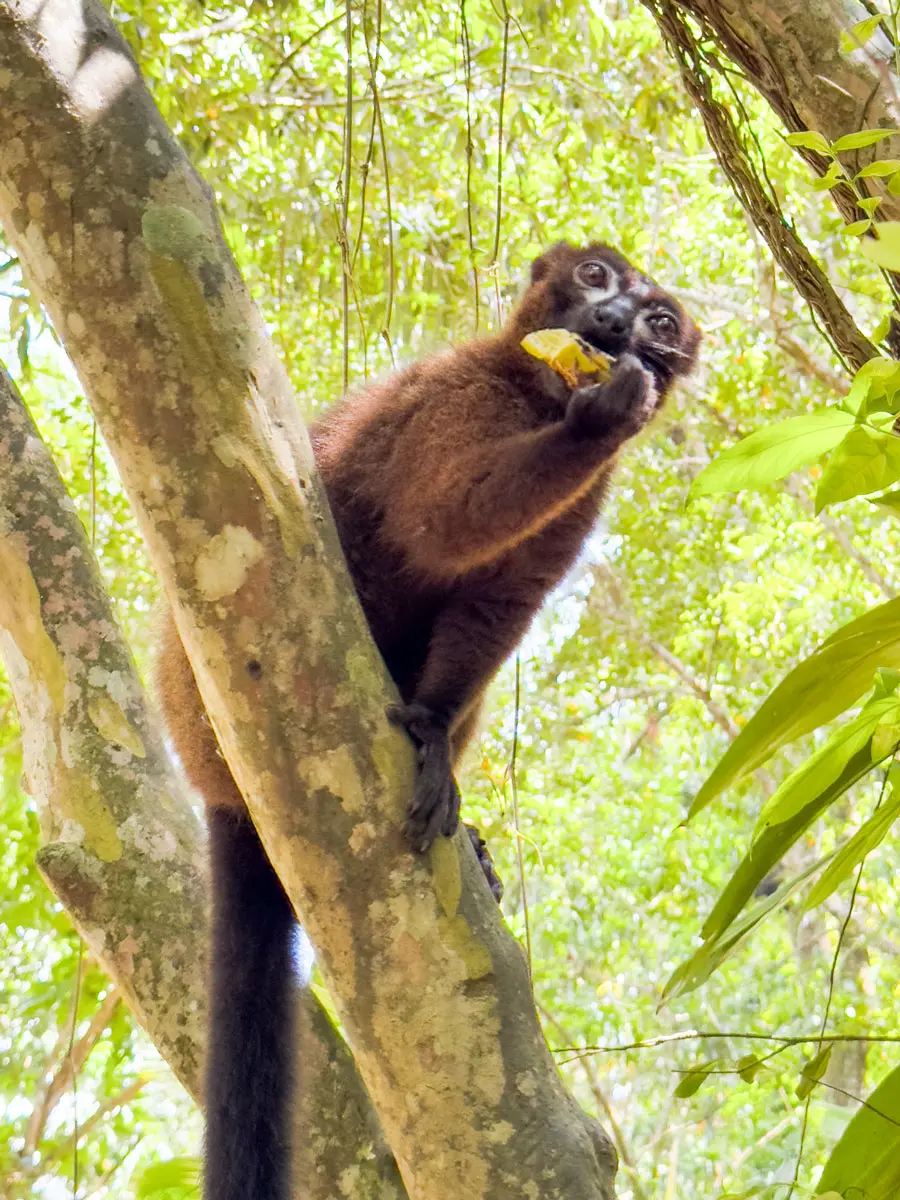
[24,989,122,1155]
[0,361,405,1198]
[643,0,877,371]
[671,0,900,223]
[590,566,738,738]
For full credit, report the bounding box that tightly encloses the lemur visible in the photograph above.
[156,240,700,1200]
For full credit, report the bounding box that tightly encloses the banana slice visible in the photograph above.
[521,328,614,389]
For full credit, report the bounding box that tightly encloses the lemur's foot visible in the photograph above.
[466,824,503,903]
[388,702,461,852]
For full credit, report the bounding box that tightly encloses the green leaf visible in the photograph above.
[701,744,877,943]
[872,718,900,758]
[804,783,900,908]
[665,858,830,1001]
[889,173,900,196]
[861,222,900,269]
[796,1045,832,1098]
[136,1157,201,1199]
[689,597,900,819]
[690,410,855,499]
[818,1062,900,1198]
[861,393,900,423]
[870,486,900,513]
[816,427,900,511]
[755,698,900,834]
[674,1059,719,1098]
[844,356,900,414]
[737,1053,764,1083]
[872,668,900,699]
[856,158,900,178]
[785,131,831,154]
[840,14,884,53]
[832,128,898,153]
[858,195,883,214]
[873,315,893,344]
[844,218,872,235]
[810,172,844,192]
[808,161,844,192]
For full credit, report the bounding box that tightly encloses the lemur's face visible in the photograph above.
[530,242,701,393]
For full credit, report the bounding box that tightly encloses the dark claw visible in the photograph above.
[466,825,503,903]
[390,702,461,853]
[402,749,461,852]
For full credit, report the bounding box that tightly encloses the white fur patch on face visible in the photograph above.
[636,360,660,418]
[628,276,653,301]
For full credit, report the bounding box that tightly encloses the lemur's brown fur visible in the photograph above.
[155,241,699,1200]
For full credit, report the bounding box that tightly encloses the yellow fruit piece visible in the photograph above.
[521,328,614,388]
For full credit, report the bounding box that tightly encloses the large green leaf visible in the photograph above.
[804,781,900,908]
[689,598,900,820]
[663,857,830,1001]
[690,410,855,499]
[832,128,899,152]
[843,356,900,414]
[840,14,884,52]
[861,222,900,270]
[815,426,900,511]
[754,698,900,834]
[700,744,878,943]
[817,1063,900,1198]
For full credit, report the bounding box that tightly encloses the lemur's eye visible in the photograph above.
[648,312,678,340]
[575,261,610,289]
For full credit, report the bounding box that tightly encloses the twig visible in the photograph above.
[37,1078,146,1168]
[460,0,480,327]
[508,655,532,985]
[554,1028,900,1056]
[161,10,246,47]
[788,756,893,1196]
[24,988,121,1155]
[339,0,354,391]
[490,0,510,267]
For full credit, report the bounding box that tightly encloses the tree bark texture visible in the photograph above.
[644,0,880,373]
[0,2,617,1196]
[674,0,900,221]
[0,358,206,1093]
[0,360,406,1200]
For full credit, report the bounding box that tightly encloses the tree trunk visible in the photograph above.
[0,2,617,1196]
[0,360,406,1199]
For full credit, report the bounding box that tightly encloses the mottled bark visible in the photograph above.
[671,0,900,220]
[644,0,878,372]
[0,361,206,1091]
[0,2,616,1197]
[0,361,404,1199]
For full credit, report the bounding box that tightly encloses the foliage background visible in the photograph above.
[1,0,898,1196]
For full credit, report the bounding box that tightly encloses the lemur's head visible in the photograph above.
[521,241,700,394]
